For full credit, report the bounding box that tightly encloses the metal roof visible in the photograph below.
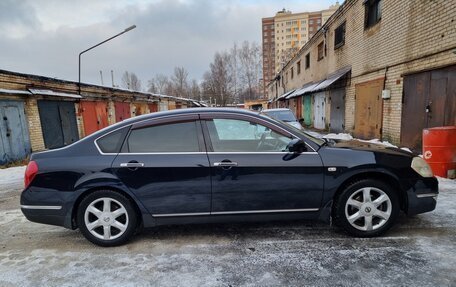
[286,82,321,99]
[276,89,296,101]
[28,89,82,99]
[286,66,351,99]
[311,66,351,92]
[0,88,32,95]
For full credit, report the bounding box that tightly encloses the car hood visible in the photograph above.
[329,139,415,158]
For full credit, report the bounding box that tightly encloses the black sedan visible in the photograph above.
[21,108,438,246]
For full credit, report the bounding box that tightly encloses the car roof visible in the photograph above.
[121,107,261,123]
[86,107,264,138]
[263,108,292,112]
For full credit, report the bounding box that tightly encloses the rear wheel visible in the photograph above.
[77,190,138,246]
[333,179,399,237]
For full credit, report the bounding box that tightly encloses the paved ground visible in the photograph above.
[0,167,455,287]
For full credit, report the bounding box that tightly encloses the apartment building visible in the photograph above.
[262,17,275,90]
[267,0,456,152]
[261,4,340,95]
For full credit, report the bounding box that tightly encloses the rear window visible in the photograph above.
[126,121,200,153]
[96,126,129,153]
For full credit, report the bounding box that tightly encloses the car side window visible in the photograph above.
[207,118,293,152]
[127,121,200,152]
[96,126,129,153]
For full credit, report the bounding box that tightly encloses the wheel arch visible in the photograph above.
[331,171,406,214]
[70,185,147,229]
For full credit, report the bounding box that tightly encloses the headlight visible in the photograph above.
[411,157,433,177]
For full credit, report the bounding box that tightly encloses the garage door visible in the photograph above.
[80,101,108,136]
[149,102,158,113]
[303,95,313,127]
[134,103,148,116]
[114,102,130,123]
[168,101,176,110]
[329,89,345,133]
[402,65,456,150]
[354,78,383,139]
[160,102,168,111]
[0,100,31,164]
[313,92,326,130]
[38,100,79,149]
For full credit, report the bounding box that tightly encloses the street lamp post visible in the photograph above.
[78,25,136,95]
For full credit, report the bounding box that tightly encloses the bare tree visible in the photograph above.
[229,42,240,103]
[238,41,262,100]
[147,74,169,94]
[121,71,142,91]
[202,52,233,106]
[147,80,157,93]
[170,66,189,97]
[201,41,263,106]
[189,79,201,100]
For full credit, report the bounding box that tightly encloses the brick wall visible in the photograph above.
[74,102,85,139]
[24,98,45,151]
[268,0,456,144]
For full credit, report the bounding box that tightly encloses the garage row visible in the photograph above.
[272,66,351,134]
[271,65,456,150]
[0,92,200,165]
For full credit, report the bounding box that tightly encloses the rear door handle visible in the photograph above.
[120,162,145,168]
[213,162,238,167]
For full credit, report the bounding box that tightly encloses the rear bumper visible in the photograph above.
[21,205,67,227]
[405,177,438,215]
[20,187,74,229]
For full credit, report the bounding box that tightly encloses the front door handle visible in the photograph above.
[120,162,145,168]
[213,162,238,167]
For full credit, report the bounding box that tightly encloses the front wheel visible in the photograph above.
[77,190,138,247]
[333,179,399,237]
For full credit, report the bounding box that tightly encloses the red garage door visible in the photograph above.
[80,101,108,136]
[115,102,130,122]
[148,102,158,113]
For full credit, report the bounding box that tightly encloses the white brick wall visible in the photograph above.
[269,0,456,144]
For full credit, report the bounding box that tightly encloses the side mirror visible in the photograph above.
[286,138,307,153]
[298,118,304,124]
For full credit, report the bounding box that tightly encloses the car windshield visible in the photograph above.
[286,123,326,146]
[263,110,297,122]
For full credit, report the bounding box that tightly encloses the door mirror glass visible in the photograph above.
[286,138,307,153]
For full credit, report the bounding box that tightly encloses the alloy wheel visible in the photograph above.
[84,197,129,240]
[344,187,392,231]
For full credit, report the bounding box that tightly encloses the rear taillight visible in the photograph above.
[24,161,38,188]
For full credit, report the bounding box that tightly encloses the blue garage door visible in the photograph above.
[0,100,31,165]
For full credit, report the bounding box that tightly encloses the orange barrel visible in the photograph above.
[422,126,456,178]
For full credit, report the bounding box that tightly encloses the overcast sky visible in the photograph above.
[0,0,339,89]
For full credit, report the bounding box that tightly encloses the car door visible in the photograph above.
[201,113,324,214]
[111,114,211,216]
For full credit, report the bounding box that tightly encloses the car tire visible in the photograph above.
[333,179,399,237]
[77,190,138,247]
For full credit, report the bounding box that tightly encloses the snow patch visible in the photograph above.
[437,177,456,191]
[0,166,26,190]
[323,133,353,141]
[304,130,324,139]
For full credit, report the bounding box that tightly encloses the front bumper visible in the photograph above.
[405,177,438,215]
